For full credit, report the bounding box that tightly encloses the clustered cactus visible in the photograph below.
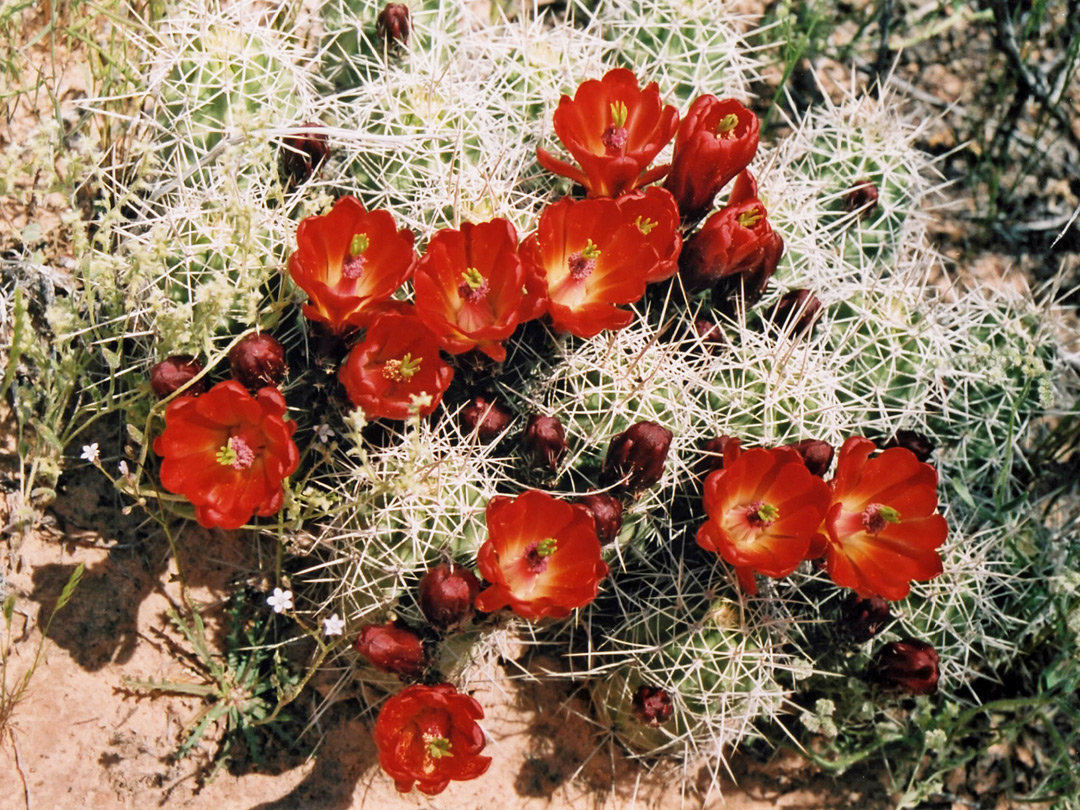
[1,0,1075,799]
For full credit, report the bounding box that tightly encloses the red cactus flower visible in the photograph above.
[354,622,427,678]
[664,96,760,221]
[521,190,680,337]
[413,218,544,361]
[823,437,948,601]
[338,309,454,420]
[287,196,416,334]
[153,380,300,530]
[373,683,491,795]
[679,198,783,301]
[475,490,609,620]
[536,68,679,198]
[696,446,831,595]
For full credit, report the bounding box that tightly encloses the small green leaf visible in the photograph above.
[3,594,15,628]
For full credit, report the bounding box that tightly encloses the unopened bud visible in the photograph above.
[376,3,411,47]
[281,123,329,185]
[784,439,834,478]
[603,421,673,494]
[846,180,879,217]
[522,415,567,473]
[699,435,740,475]
[870,639,939,695]
[631,685,674,726]
[576,493,623,545]
[354,622,427,678]
[460,396,513,443]
[883,430,934,463]
[772,289,822,335]
[229,332,287,390]
[150,355,208,399]
[839,593,892,643]
[419,564,480,631]
[692,318,726,353]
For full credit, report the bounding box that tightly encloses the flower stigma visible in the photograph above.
[458,266,489,302]
[862,503,901,535]
[568,239,601,280]
[716,113,740,139]
[216,436,255,470]
[343,233,370,279]
[383,353,423,382]
[602,101,629,151]
[426,736,454,760]
[737,208,763,228]
[635,216,658,235]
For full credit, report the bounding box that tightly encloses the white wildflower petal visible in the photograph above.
[267,587,294,614]
[323,613,345,637]
[80,443,100,464]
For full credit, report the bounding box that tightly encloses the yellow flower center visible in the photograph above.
[635,216,658,235]
[382,353,422,382]
[426,736,454,760]
[716,113,740,139]
[737,208,763,228]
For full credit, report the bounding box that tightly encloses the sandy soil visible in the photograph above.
[0,467,889,810]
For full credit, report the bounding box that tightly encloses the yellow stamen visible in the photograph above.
[383,353,422,382]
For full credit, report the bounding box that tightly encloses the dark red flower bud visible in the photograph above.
[839,593,892,643]
[664,96,759,223]
[576,492,623,545]
[522,415,567,473]
[631,685,674,727]
[772,289,822,335]
[870,639,939,695]
[281,123,330,185]
[693,318,726,353]
[603,421,673,494]
[883,430,935,463]
[229,332,287,390]
[354,622,427,678]
[460,396,513,443]
[376,3,411,47]
[783,439,834,478]
[846,180,879,217]
[150,355,208,399]
[699,435,740,474]
[419,564,481,631]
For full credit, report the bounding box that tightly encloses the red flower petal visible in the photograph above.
[153,380,300,530]
[475,490,608,620]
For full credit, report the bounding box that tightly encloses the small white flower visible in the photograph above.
[315,423,336,444]
[322,613,345,637]
[118,460,130,478]
[266,588,293,614]
[80,443,100,464]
